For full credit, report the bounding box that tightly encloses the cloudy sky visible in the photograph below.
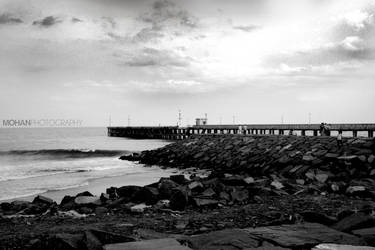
[0,0,374,126]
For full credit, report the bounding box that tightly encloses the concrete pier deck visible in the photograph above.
[108,123,375,140]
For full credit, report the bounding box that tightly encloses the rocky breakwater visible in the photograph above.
[126,135,375,197]
[2,135,375,249]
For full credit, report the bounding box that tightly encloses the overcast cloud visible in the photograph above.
[0,0,374,126]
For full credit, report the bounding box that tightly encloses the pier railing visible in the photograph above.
[108,123,375,140]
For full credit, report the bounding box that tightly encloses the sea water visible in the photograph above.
[0,127,171,201]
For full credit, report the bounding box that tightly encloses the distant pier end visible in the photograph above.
[107,123,375,140]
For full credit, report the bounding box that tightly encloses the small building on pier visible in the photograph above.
[195,118,207,126]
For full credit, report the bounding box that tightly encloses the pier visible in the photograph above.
[108,123,375,140]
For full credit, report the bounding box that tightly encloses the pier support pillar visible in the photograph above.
[279,130,284,135]
[368,130,373,138]
[353,131,357,137]
[301,130,306,136]
[313,130,318,136]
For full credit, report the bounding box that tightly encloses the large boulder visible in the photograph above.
[76,191,94,197]
[106,187,118,199]
[181,229,259,250]
[89,229,135,245]
[60,195,76,210]
[10,200,32,212]
[131,187,159,205]
[74,196,101,206]
[300,211,338,226]
[352,227,375,246]
[244,223,366,248]
[332,212,375,232]
[158,179,179,199]
[169,188,188,211]
[32,195,54,206]
[170,175,187,185]
[84,231,102,250]
[47,233,85,250]
[117,186,142,200]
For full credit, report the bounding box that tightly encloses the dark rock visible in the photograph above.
[84,230,102,250]
[119,153,140,161]
[170,188,188,211]
[114,223,135,235]
[104,238,191,250]
[107,197,127,209]
[222,175,246,186]
[201,188,216,198]
[100,193,109,202]
[302,155,315,162]
[60,195,75,206]
[131,187,159,205]
[170,174,187,184]
[188,181,204,193]
[94,207,108,216]
[32,195,54,206]
[23,203,49,215]
[106,187,118,199]
[230,187,249,203]
[158,179,178,199]
[76,191,94,197]
[300,211,338,225]
[219,191,231,202]
[0,202,12,211]
[337,210,355,221]
[332,212,375,232]
[346,186,371,197]
[59,195,76,210]
[117,186,142,199]
[352,227,375,245]
[89,229,135,245]
[193,198,219,208]
[325,153,339,159]
[74,196,101,206]
[244,223,366,248]
[79,206,94,214]
[315,172,329,183]
[182,229,259,250]
[48,233,85,250]
[29,238,42,250]
[11,200,32,212]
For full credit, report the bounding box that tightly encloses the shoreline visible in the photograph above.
[1,164,181,204]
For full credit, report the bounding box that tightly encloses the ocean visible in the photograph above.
[0,127,171,201]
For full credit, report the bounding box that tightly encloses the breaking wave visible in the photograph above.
[0,149,128,159]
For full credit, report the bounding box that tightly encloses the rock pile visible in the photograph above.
[2,135,375,249]
[3,172,375,248]
[126,135,375,197]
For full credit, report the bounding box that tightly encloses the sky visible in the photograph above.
[0,0,374,126]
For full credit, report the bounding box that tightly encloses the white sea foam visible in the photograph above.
[0,127,171,201]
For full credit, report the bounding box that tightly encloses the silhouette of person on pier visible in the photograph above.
[320,122,331,136]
